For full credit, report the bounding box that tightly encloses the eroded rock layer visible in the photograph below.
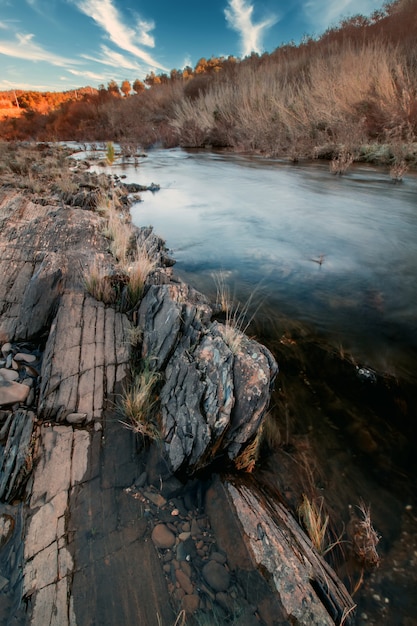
[0,148,354,626]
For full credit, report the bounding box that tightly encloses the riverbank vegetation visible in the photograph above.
[1,1,416,167]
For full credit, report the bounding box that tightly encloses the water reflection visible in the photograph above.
[125,148,417,381]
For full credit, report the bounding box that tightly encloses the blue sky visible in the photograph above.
[0,0,386,92]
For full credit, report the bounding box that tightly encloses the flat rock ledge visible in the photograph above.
[0,167,354,626]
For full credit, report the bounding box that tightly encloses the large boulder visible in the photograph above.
[138,283,278,474]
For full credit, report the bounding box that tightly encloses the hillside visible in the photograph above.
[0,0,416,166]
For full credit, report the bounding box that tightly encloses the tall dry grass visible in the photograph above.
[172,40,417,160]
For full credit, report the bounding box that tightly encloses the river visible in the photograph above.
[125,148,417,383]
[87,145,417,625]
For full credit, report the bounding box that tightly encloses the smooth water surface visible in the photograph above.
[124,148,417,381]
[75,143,417,625]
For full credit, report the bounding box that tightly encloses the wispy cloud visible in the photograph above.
[0,32,79,67]
[68,68,106,81]
[82,45,145,72]
[73,0,168,70]
[303,0,384,31]
[225,0,278,57]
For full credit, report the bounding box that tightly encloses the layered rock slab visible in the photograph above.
[138,283,278,473]
[205,478,356,626]
[39,292,130,423]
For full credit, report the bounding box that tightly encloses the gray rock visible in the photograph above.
[25,388,35,406]
[15,252,64,341]
[0,368,19,382]
[1,343,12,357]
[202,560,231,592]
[181,593,200,615]
[225,482,354,625]
[151,524,176,549]
[14,352,37,363]
[0,409,35,502]
[65,412,88,424]
[138,282,278,474]
[0,379,30,406]
[0,513,15,549]
[0,575,9,592]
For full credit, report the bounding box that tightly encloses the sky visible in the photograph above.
[0,0,387,92]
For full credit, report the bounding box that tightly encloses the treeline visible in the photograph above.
[1,0,416,164]
[0,87,97,114]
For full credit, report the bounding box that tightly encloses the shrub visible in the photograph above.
[106,141,115,164]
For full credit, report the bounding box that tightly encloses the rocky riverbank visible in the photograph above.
[0,143,355,625]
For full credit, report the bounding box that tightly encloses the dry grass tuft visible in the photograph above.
[260,412,282,449]
[348,501,380,569]
[330,149,354,175]
[298,494,330,554]
[213,272,259,354]
[103,209,132,263]
[234,431,262,473]
[123,244,157,309]
[390,158,408,181]
[120,365,161,440]
[83,260,115,304]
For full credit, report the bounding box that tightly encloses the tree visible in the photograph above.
[170,69,182,82]
[107,80,120,97]
[121,80,132,97]
[182,66,193,80]
[144,72,161,87]
[132,79,145,94]
[195,58,208,74]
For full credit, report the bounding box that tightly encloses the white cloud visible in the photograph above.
[73,0,168,71]
[303,0,384,31]
[0,31,79,67]
[82,45,145,72]
[182,55,192,70]
[136,18,155,48]
[67,68,106,81]
[225,0,278,57]
[0,78,59,90]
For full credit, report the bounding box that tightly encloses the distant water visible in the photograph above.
[71,143,417,381]
[118,148,417,382]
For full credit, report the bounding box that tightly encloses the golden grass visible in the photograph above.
[173,40,417,160]
[329,150,354,174]
[102,210,132,263]
[83,259,115,304]
[120,366,161,440]
[212,271,259,354]
[123,243,158,309]
[298,494,330,554]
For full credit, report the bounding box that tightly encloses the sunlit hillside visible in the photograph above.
[1,0,416,166]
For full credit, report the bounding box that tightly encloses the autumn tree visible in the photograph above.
[132,79,145,94]
[170,69,182,81]
[182,66,193,80]
[145,72,161,87]
[195,58,208,74]
[121,80,132,97]
[107,80,120,97]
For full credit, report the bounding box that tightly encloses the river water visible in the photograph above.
[86,146,417,624]
[125,148,417,383]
